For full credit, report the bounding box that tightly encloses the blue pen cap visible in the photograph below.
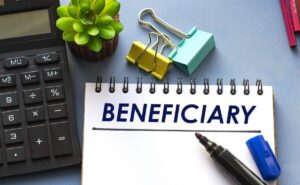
[246,135,281,181]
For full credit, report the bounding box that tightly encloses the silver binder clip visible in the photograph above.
[139,8,215,75]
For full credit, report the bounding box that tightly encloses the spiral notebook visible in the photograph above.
[82,78,277,185]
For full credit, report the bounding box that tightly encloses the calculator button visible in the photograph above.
[35,53,59,65]
[25,106,45,123]
[45,86,65,101]
[43,68,62,82]
[4,57,29,69]
[21,71,40,85]
[51,122,73,156]
[0,150,2,165]
[6,146,25,163]
[4,0,24,4]
[2,110,21,126]
[0,92,19,108]
[0,74,16,88]
[23,89,43,105]
[48,104,67,119]
[28,125,50,159]
[4,128,24,144]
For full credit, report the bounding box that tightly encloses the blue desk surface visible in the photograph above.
[1,0,300,184]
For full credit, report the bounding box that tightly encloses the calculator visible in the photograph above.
[0,0,81,177]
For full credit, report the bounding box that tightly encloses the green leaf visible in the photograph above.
[100,1,120,17]
[91,0,105,14]
[86,25,99,36]
[79,5,94,25]
[63,31,76,42]
[105,0,117,4]
[73,21,85,32]
[79,4,90,15]
[79,0,90,7]
[68,5,79,18]
[95,15,113,25]
[71,0,79,6]
[56,17,76,32]
[110,21,123,33]
[87,37,103,52]
[98,25,115,39]
[57,6,69,17]
[74,32,90,45]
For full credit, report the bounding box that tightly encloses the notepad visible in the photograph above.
[82,80,277,185]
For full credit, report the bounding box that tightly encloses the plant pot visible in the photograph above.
[68,36,119,61]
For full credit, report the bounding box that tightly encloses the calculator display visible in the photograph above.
[0,9,51,40]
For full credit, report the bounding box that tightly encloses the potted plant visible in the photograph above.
[56,0,124,60]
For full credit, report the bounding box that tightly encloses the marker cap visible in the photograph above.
[246,135,281,181]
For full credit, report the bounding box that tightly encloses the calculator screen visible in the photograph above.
[0,9,51,40]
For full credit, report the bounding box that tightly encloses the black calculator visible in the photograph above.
[0,0,81,177]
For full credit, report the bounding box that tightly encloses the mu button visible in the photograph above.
[4,57,29,69]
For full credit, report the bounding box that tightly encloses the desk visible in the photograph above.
[1,0,299,184]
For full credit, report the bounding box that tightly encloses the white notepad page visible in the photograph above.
[82,83,276,185]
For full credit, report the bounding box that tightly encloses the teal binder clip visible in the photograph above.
[139,8,215,75]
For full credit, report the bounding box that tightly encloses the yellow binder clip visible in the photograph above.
[126,32,172,80]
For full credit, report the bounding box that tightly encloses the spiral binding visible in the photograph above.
[163,79,169,94]
[203,78,209,95]
[109,76,115,93]
[136,77,142,94]
[95,76,102,92]
[149,78,156,94]
[95,76,264,95]
[176,77,183,94]
[217,78,223,95]
[230,79,236,95]
[190,78,196,94]
[123,77,129,93]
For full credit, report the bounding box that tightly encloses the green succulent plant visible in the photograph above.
[56,0,124,52]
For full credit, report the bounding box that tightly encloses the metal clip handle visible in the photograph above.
[139,8,188,48]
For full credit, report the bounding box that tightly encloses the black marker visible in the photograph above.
[195,133,266,185]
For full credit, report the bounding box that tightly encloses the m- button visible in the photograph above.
[21,71,40,85]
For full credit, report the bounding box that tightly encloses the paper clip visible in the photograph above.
[126,32,172,80]
[139,8,215,75]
